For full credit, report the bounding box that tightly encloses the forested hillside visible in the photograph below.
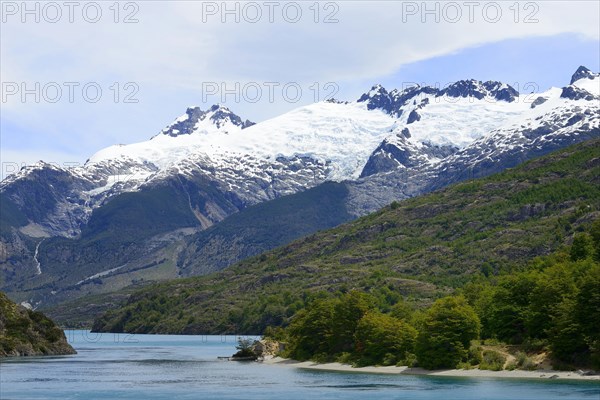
[278,225,600,369]
[92,139,600,347]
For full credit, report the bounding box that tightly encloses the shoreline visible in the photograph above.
[262,356,600,381]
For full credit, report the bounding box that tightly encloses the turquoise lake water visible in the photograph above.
[0,330,599,399]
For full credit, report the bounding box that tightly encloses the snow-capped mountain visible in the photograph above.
[7,68,597,234]
[87,65,597,193]
[1,66,598,310]
[345,67,599,213]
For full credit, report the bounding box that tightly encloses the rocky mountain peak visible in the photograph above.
[358,78,519,118]
[160,105,254,138]
[570,66,597,85]
[207,104,255,129]
[440,79,518,102]
[357,84,395,114]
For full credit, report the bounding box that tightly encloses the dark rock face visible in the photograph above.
[518,203,547,220]
[1,164,95,237]
[440,80,487,100]
[560,86,597,101]
[358,80,519,119]
[440,80,518,102]
[357,84,395,114]
[162,107,208,137]
[161,105,255,137]
[531,96,548,109]
[360,140,410,178]
[359,136,461,179]
[570,66,595,84]
[325,98,348,104]
[420,143,458,159]
[176,182,352,277]
[566,114,584,126]
[209,105,255,129]
[407,110,421,124]
[359,84,444,118]
[390,86,438,115]
[482,81,519,102]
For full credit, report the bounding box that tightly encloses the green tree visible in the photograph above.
[416,296,481,369]
[461,281,495,339]
[547,298,587,365]
[389,298,413,321]
[485,273,537,343]
[286,298,338,361]
[354,311,417,366]
[233,337,257,358]
[574,264,600,368]
[590,219,600,262]
[570,233,593,261]
[526,263,576,339]
[330,291,375,354]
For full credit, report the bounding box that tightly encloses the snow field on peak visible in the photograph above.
[573,75,600,96]
[84,85,595,190]
[89,102,399,182]
[397,94,530,149]
[31,75,600,206]
[217,102,398,181]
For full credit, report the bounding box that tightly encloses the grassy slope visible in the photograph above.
[178,181,353,275]
[42,285,148,329]
[92,139,600,334]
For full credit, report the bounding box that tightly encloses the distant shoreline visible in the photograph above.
[262,357,600,381]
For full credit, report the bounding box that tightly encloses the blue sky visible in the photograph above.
[1,1,599,178]
[383,34,600,92]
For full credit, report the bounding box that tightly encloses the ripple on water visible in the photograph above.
[1,332,598,400]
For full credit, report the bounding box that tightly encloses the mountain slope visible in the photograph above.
[4,67,597,236]
[91,138,600,334]
[2,67,599,312]
[177,181,353,276]
[40,182,352,326]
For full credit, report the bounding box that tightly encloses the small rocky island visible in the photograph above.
[230,338,282,361]
[0,292,76,357]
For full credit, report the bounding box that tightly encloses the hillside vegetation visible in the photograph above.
[40,181,352,326]
[177,181,353,276]
[92,139,600,339]
[0,292,75,357]
[5,178,354,315]
[276,228,600,370]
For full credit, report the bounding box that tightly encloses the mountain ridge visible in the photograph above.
[89,138,600,334]
[1,66,598,314]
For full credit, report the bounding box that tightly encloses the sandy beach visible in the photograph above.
[262,356,600,381]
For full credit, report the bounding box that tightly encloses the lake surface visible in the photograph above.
[1,330,599,400]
